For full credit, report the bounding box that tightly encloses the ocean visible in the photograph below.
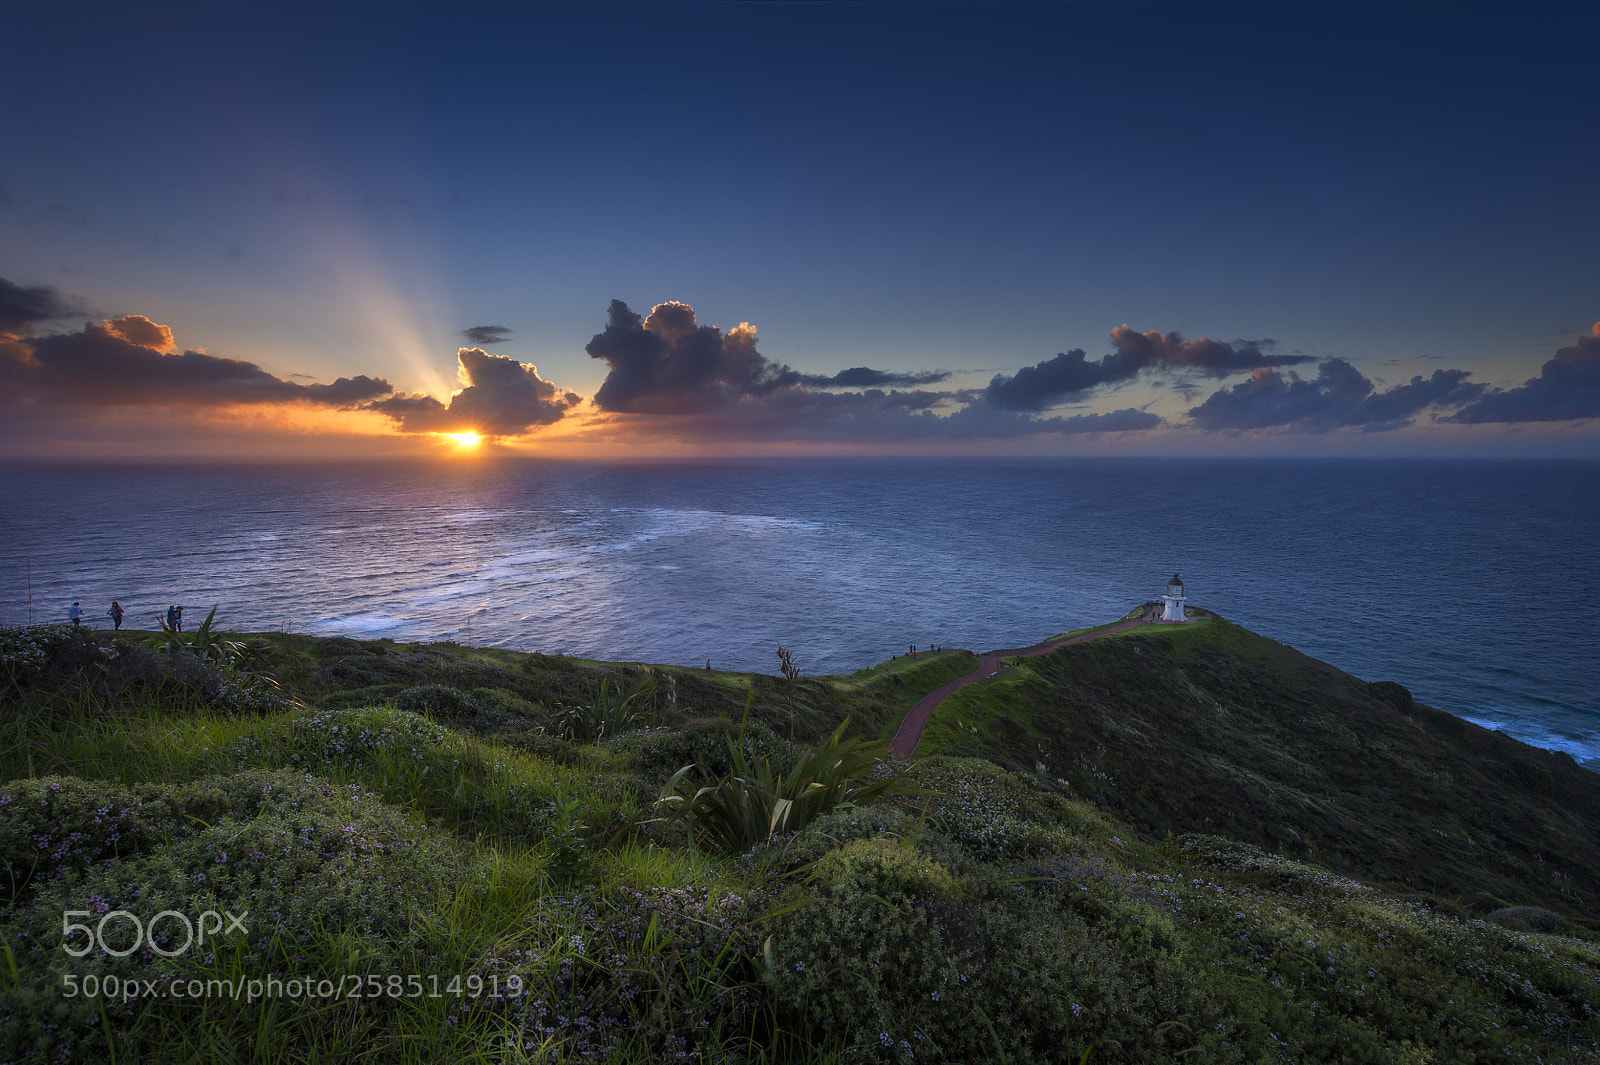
[2,457,1596,769]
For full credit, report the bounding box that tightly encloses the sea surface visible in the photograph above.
[2,458,1597,769]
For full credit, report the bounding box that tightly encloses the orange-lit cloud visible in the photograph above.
[1,319,393,410]
[367,347,580,436]
[103,314,176,353]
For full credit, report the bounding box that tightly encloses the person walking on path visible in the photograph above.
[68,602,82,627]
[107,601,123,630]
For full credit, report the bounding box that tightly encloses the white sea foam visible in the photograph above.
[1461,714,1600,767]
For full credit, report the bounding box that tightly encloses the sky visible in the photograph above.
[2,0,1598,459]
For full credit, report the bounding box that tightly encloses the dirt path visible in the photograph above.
[888,606,1157,757]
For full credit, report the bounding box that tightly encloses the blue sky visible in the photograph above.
[2,1,1597,456]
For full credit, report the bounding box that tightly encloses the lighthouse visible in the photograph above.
[1161,573,1188,622]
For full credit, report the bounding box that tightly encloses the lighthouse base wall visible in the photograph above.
[1161,596,1187,622]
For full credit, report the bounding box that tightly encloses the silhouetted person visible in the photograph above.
[174,605,183,632]
[107,601,123,630]
[166,605,177,631]
[69,602,82,627]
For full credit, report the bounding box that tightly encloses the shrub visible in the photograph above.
[768,853,1224,1064]
[0,776,223,905]
[0,625,109,694]
[393,683,482,718]
[909,757,1078,862]
[315,683,405,711]
[608,717,794,787]
[781,803,919,868]
[0,771,467,1065]
[492,730,583,765]
[1487,905,1569,933]
[469,686,543,721]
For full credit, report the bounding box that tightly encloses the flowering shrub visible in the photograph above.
[780,803,919,868]
[228,707,449,773]
[0,625,116,695]
[909,757,1077,861]
[0,776,222,905]
[484,886,768,1061]
[1,771,464,1065]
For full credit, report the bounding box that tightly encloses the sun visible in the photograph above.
[443,431,483,448]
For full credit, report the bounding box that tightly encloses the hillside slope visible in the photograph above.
[919,616,1600,918]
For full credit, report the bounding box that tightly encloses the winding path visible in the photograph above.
[888,605,1159,757]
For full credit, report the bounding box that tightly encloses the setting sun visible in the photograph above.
[444,431,483,448]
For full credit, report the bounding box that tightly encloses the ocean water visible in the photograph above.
[2,457,1596,769]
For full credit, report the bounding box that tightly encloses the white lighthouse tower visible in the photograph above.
[1160,573,1188,622]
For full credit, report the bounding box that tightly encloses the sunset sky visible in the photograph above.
[3,1,1597,458]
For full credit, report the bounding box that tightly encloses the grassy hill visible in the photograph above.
[918,615,1600,919]
[1,617,1598,1064]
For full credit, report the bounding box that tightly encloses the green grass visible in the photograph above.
[3,620,1599,1063]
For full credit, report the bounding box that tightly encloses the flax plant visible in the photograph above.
[654,719,920,854]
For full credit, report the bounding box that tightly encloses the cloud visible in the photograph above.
[984,349,1119,412]
[800,366,951,388]
[368,347,579,435]
[1446,324,1600,424]
[586,300,801,414]
[1,318,393,410]
[104,314,176,353]
[0,276,77,334]
[580,300,1161,444]
[1185,359,1484,432]
[984,326,1314,412]
[461,325,513,346]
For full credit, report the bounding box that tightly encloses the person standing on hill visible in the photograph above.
[174,604,184,632]
[107,601,123,630]
[69,602,82,627]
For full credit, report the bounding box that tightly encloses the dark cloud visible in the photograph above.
[1186,359,1484,432]
[1446,325,1600,424]
[1105,326,1305,376]
[1,318,392,410]
[368,347,578,435]
[984,349,1118,412]
[799,366,951,388]
[984,326,1314,412]
[581,300,1160,444]
[0,276,77,334]
[586,300,801,414]
[461,325,513,346]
